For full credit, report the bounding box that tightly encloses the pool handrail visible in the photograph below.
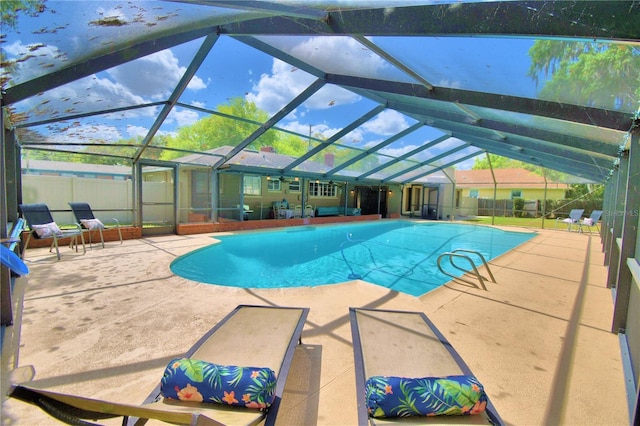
[437,249,496,290]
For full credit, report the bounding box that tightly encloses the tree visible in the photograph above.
[161,98,277,160]
[0,0,45,29]
[472,153,568,182]
[1,0,46,89]
[528,41,640,111]
[472,154,525,170]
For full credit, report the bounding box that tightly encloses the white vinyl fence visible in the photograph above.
[22,175,134,225]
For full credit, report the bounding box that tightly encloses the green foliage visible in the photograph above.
[512,198,525,218]
[472,154,568,182]
[1,0,46,88]
[472,154,523,170]
[528,41,640,111]
[0,0,45,29]
[565,183,604,200]
[161,98,273,160]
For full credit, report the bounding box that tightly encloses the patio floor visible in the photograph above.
[1,222,629,425]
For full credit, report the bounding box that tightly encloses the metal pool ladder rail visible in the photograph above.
[437,249,496,290]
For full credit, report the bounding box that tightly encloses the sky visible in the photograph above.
[3,1,543,172]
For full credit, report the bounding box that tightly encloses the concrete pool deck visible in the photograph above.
[1,223,629,425]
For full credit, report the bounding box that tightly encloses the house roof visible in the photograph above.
[176,146,452,184]
[454,168,570,189]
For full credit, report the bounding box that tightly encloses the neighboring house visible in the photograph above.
[454,168,569,201]
[20,147,455,223]
[454,168,571,218]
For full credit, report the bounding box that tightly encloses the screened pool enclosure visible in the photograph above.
[1,1,639,420]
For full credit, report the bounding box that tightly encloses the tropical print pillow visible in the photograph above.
[160,358,277,409]
[365,375,487,418]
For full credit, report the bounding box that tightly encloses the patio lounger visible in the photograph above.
[349,307,503,425]
[556,209,584,232]
[19,203,86,260]
[69,202,123,248]
[578,210,603,234]
[9,304,309,426]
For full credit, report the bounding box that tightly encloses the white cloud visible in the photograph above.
[168,108,201,127]
[280,121,340,140]
[379,144,419,157]
[126,125,149,139]
[107,50,207,100]
[126,125,175,140]
[4,40,66,83]
[246,58,361,116]
[246,59,316,115]
[342,128,364,144]
[51,123,122,143]
[362,110,409,135]
[289,36,389,77]
[302,84,360,111]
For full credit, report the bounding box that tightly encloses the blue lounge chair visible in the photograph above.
[19,203,86,260]
[9,305,309,426]
[350,307,503,425]
[556,209,584,232]
[578,210,603,234]
[69,202,122,248]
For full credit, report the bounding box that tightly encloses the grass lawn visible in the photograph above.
[459,215,571,230]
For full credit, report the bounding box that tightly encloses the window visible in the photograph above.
[309,181,337,197]
[243,176,261,196]
[267,179,281,192]
[469,189,478,198]
[511,190,522,199]
[288,180,301,192]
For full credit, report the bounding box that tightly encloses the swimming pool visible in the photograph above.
[170,221,536,297]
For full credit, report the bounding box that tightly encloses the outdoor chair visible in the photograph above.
[578,210,603,234]
[293,205,302,218]
[69,202,122,248]
[556,209,584,232]
[304,204,314,217]
[19,203,86,260]
[350,307,503,425]
[9,304,309,426]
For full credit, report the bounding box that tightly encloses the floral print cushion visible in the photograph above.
[365,375,487,418]
[161,358,277,409]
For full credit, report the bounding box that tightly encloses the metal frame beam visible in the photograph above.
[133,34,220,162]
[219,2,640,42]
[282,104,387,173]
[327,74,633,132]
[213,79,326,169]
[357,134,453,180]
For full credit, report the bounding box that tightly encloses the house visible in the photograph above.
[455,168,569,200]
[454,168,570,217]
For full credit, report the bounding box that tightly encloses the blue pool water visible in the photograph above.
[170,221,536,297]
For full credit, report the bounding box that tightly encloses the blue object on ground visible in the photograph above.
[0,244,29,276]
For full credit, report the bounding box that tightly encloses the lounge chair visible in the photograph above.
[19,203,86,260]
[556,209,584,232]
[9,304,309,426]
[349,307,503,425]
[304,204,314,218]
[578,210,603,234]
[69,202,123,248]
